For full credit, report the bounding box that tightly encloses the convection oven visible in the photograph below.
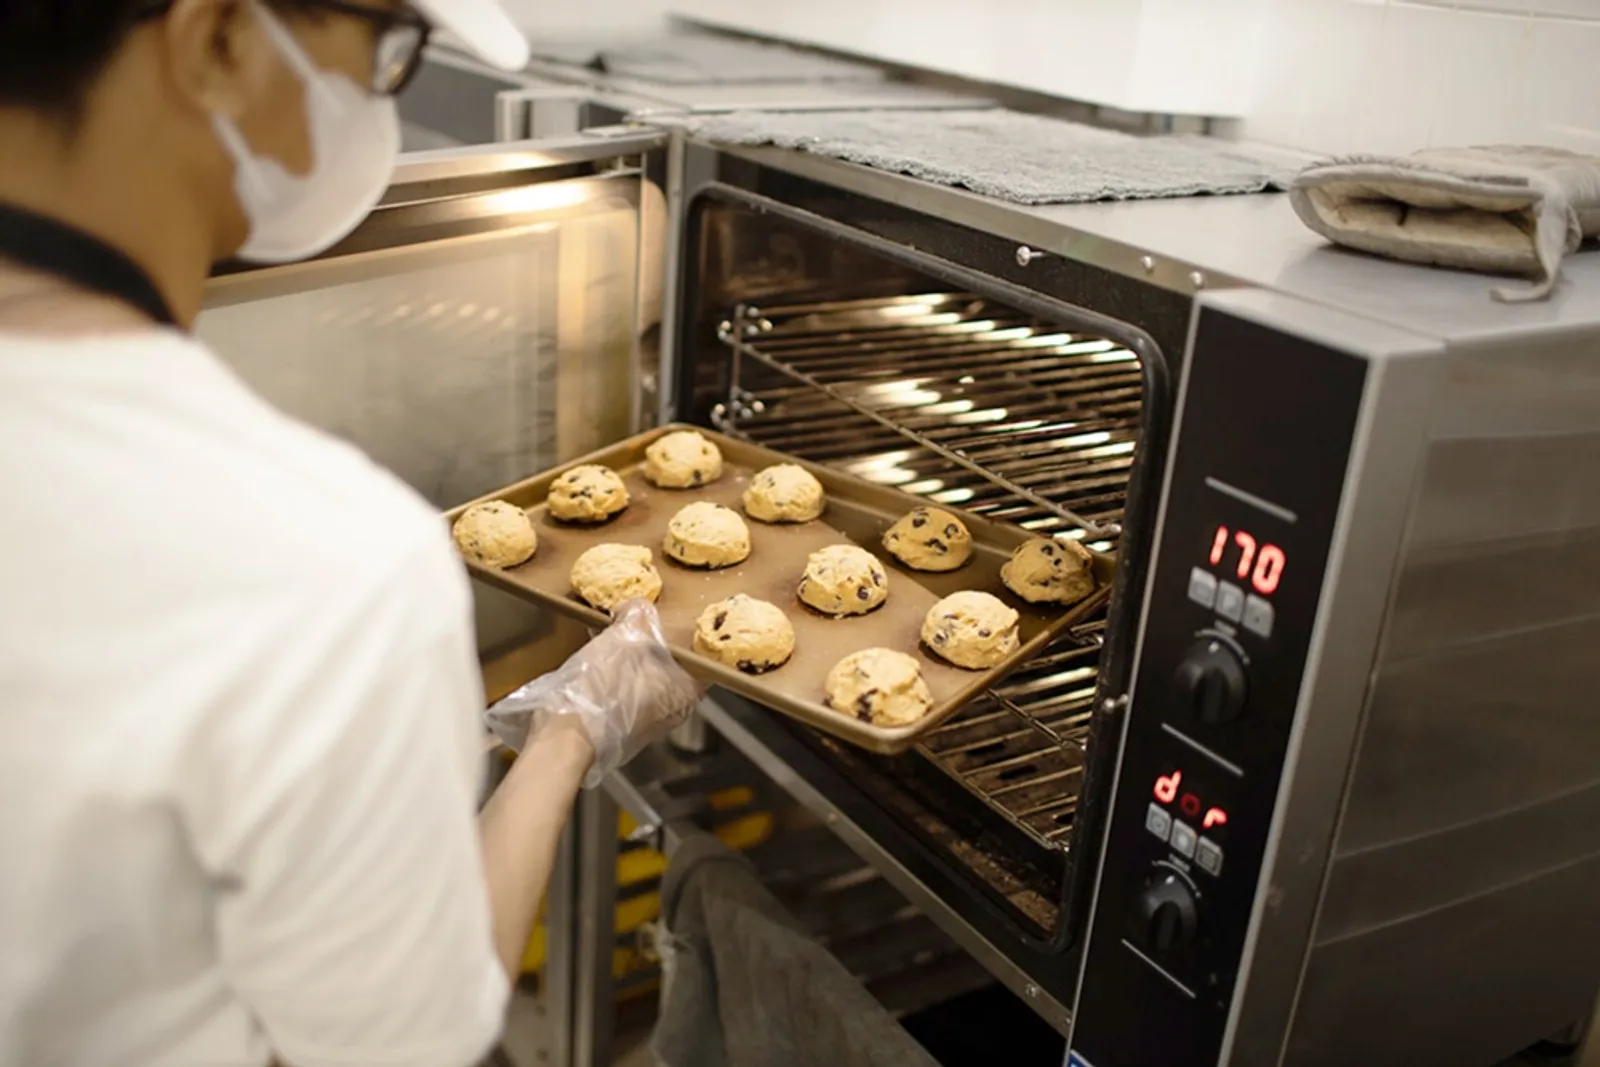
[198,114,1600,1067]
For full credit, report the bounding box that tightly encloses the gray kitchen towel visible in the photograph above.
[530,33,883,85]
[1290,146,1600,303]
[689,108,1298,205]
[651,830,940,1067]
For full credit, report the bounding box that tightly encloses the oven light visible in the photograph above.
[902,478,946,495]
[948,408,1008,425]
[929,488,976,504]
[923,399,976,416]
[958,375,976,384]
[1050,431,1113,448]
[1086,347,1138,364]
[877,302,942,319]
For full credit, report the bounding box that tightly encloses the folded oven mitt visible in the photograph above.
[651,830,941,1067]
[1288,146,1600,302]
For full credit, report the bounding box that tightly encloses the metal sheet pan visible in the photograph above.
[446,425,1114,754]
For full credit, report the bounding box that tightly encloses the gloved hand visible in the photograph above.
[485,599,701,788]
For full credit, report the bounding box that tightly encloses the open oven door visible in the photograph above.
[198,132,670,663]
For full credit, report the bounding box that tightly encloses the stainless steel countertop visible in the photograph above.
[528,64,993,115]
[719,142,1600,346]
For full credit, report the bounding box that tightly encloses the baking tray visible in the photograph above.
[446,425,1114,755]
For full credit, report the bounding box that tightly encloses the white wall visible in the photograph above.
[1243,0,1600,156]
[498,0,671,35]
[670,0,1273,117]
[499,0,1600,156]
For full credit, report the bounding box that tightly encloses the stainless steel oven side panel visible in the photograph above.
[1283,322,1600,1067]
[1193,291,1445,1066]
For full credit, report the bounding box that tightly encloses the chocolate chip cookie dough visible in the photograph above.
[883,506,973,572]
[922,590,1020,669]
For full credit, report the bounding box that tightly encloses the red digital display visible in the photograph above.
[1152,769,1230,832]
[1207,524,1286,596]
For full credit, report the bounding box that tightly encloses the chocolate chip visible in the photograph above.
[872,571,883,586]
[944,613,957,620]
[714,612,727,630]
[979,628,991,638]
[737,659,755,672]
[691,470,704,485]
[1051,557,1063,569]
[1041,544,1055,557]
[944,524,958,538]
[933,631,947,645]
[855,691,878,721]
[929,538,948,553]
[911,513,928,529]
[856,586,870,600]
[719,634,731,642]
[577,489,593,498]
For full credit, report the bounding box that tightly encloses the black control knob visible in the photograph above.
[1137,871,1199,953]
[1175,638,1247,724]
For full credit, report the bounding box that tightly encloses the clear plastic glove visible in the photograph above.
[485,599,701,788]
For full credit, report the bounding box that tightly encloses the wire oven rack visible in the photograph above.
[712,293,1141,863]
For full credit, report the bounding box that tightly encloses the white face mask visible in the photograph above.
[212,5,400,264]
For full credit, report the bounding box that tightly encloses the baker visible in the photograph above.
[0,3,698,1064]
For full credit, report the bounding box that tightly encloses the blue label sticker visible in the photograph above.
[1067,1053,1096,1067]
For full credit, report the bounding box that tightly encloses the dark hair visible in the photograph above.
[0,1,307,122]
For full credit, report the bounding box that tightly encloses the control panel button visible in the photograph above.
[1170,821,1197,858]
[1242,595,1275,638]
[1187,568,1218,609]
[1174,638,1248,724]
[1215,581,1245,622]
[1145,803,1172,843]
[1137,871,1199,953]
[1196,837,1224,876]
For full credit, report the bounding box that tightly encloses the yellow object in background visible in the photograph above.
[521,787,773,980]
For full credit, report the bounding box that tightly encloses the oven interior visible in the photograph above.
[673,197,1159,945]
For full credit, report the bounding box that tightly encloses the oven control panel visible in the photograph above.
[1067,307,1368,1067]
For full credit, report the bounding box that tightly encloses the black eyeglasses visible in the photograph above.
[134,1,433,96]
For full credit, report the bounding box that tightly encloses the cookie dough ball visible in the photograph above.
[1001,537,1097,605]
[798,545,888,616]
[883,506,973,572]
[570,544,663,613]
[452,501,537,568]
[547,465,630,523]
[693,594,796,674]
[825,649,933,727]
[664,502,751,569]
[922,591,1021,670]
[645,430,723,489]
[743,464,825,524]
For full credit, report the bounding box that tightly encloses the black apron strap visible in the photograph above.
[0,200,179,327]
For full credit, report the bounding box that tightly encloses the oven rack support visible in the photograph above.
[716,306,1123,541]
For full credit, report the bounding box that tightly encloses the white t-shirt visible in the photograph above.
[0,329,508,1067]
